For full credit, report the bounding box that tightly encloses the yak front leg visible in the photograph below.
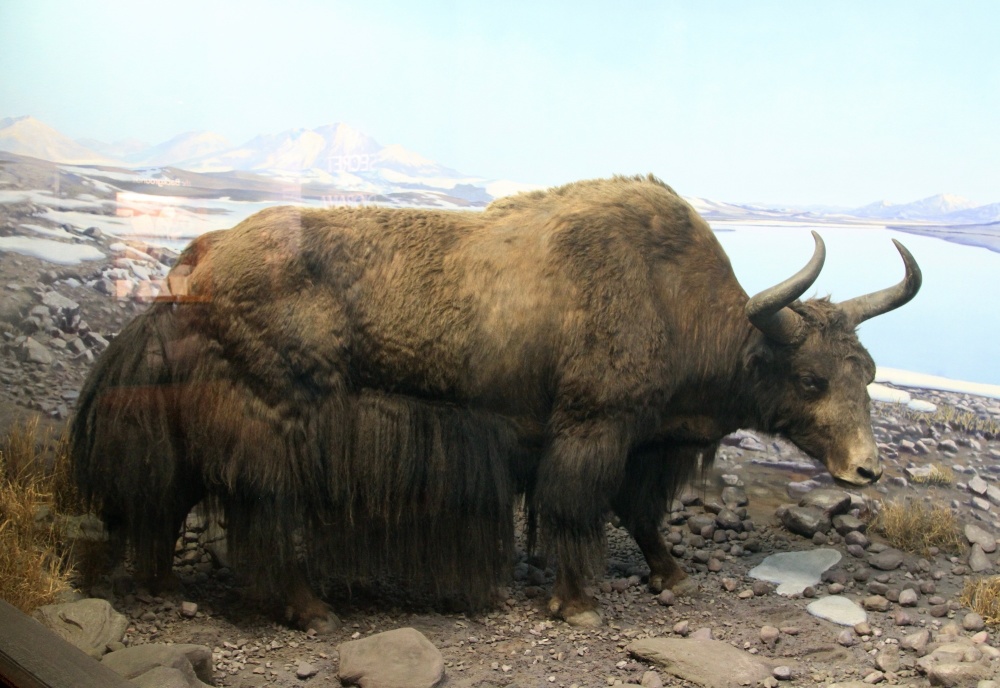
[284,568,341,634]
[612,442,713,597]
[536,419,631,627]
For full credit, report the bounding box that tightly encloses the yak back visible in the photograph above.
[171,174,745,423]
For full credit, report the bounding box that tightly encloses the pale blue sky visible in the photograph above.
[1,1,998,206]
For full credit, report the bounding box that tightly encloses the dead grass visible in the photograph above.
[0,417,77,612]
[870,498,964,556]
[961,576,1000,626]
[909,465,956,486]
[896,401,1000,438]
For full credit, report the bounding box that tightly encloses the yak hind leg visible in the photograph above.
[284,569,341,634]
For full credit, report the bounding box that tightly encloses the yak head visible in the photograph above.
[742,232,922,487]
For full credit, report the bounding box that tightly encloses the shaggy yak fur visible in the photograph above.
[71,175,920,628]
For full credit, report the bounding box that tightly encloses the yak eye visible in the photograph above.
[799,374,826,394]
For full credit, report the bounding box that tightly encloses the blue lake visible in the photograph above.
[712,222,1000,386]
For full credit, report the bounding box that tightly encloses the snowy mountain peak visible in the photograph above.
[135,130,233,167]
[0,115,115,164]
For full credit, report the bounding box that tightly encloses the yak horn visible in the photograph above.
[746,231,826,344]
[839,239,922,327]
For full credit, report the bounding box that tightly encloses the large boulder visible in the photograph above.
[628,637,782,688]
[32,598,128,658]
[338,627,444,688]
[101,643,214,688]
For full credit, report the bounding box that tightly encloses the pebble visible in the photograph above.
[863,596,891,612]
[963,612,986,631]
[295,661,318,679]
[901,629,930,654]
[760,626,780,645]
[965,524,998,553]
[869,549,904,571]
[837,629,857,647]
[772,666,793,681]
[969,544,993,573]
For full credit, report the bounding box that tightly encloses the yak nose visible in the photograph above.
[856,464,882,484]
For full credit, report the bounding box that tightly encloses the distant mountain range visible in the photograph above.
[1,115,999,223]
[0,116,537,203]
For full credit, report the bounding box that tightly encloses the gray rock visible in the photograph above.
[921,660,990,686]
[799,488,852,516]
[863,595,891,612]
[19,336,54,365]
[41,290,80,315]
[296,661,319,679]
[832,514,866,535]
[641,670,664,688]
[688,514,716,534]
[902,629,931,654]
[986,485,1000,507]
[33,598,128,658]
[131,666,195,688]
[969,544,993,573]
[876,646,901,673]
[869,548,905,571]
[339,628,444,688]
[627,637,779,688]
[963,612,986,632]
[837,628,857,647]
[786,480,821,499]
[721,486,748,507]
[102,644,213,688]
[782,505,831,537]
[969,476,990,495]
[964,524,997,553]
[716,508,743,531]
[898,588,919,606]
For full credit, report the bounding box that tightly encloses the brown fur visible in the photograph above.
[71,175,906,625]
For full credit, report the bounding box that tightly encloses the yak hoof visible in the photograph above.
[548,597,603,627]
[672,577,699,597]
[648,574,666,594]
[305,611,342,635]
[564,609,603,627]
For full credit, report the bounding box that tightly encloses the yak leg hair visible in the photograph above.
[533,419,631,623]
[309,390,523,609]
[70,304,206,588]
[611,442,717,593]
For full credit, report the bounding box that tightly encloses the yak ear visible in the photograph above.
[742,340,774,373]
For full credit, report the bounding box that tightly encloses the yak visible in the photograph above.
[71,175,921,629]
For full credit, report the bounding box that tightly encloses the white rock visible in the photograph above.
[748,549,841,596]
[807,596,868,626]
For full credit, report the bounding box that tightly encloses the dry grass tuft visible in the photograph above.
[909,465,956,486]
[961,576,1000,626]
[0,417,77,612]
[871,498,964,556]
[896,401,1000,438]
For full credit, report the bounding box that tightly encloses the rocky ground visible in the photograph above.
[4,217,1000,687]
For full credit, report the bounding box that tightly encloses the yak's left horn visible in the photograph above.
[840,239,922,327]
[746,231,825,344]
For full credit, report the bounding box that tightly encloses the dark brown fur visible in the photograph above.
[71,175,899,626]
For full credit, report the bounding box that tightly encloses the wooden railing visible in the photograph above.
[0,599,133,688]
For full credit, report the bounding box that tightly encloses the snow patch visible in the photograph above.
[0,236,105,265]
[876,367,1000,401]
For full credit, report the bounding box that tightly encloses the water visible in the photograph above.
[712,222,1000,386]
